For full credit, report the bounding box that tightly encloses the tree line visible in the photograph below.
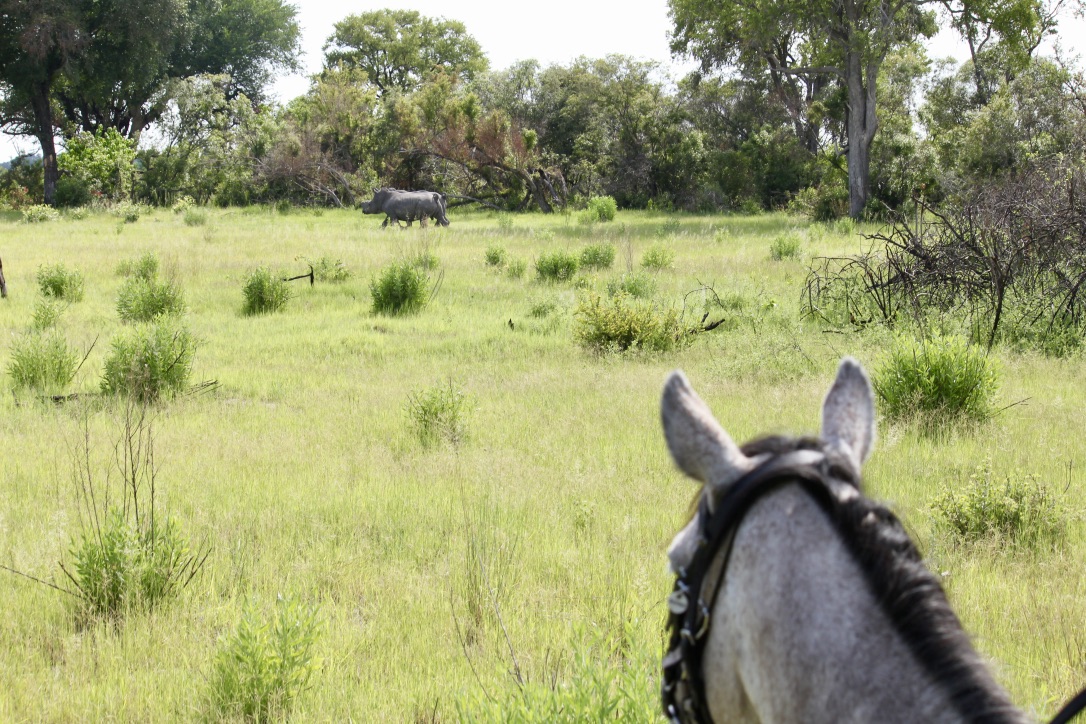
[1,2,1083,219]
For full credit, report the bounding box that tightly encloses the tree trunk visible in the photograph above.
[846,50,879,219]
[0,256,7,299]
[29,81,59,206]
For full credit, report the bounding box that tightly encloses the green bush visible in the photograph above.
[116,252,159,281]
[484,245,507,268]
[112,202,143,223]
[7,332,79,393]
[536,251,580,282]
[183,208,208,227]
[932,462,1066,548]
[171,195,195,213]
[22,204,60,223]
[242,267,291,316]
[31,299,64,331]
[586,195,618,222]
[67,510,198,618]
[36,264,85,301]
[371,261,429,316]
[529,298,559,318]
[54,176,92,208]
[406,380,470,446]
[100,320,196,401]
[873,334,998,422]
[607,272,656,299]
[574,293,689,352]
[305,256,352,283]
[210,596,322,721]
[640,243,674,271]
[580,243,616,269]
[496,212,514,231]
[770,232,803,261]
[117,276,186,323]
[506,259,527,279]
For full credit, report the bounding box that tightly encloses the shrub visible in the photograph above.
[574,293,689,352]
[586,195,618,222]
[116,252,160,281]
[112,202,142,223]
[406,380,470,446]
[7,332,79,393]
[506,259,527,279]
[536,251,580,282]
[657,218,682,237]
[496,213,514,231]
[607,272,656,299]
[171,195,195,214]
[117,276,186,323]
[65,207,90,220]
[484,245,507,268]
[580,243,616,270]
[210,596,321,721]
[640,243,674,271]
[243,267,290,316]
[371,261,429,315]
[63,404,207,620]
[100,320,196,401]
[932,462,1066,548]
[873,334,998,422]
[37,264,85,301]
[31,299,64,330]
[770,232,803,261]
[183,209,208,227]
[304,256,352,283]
[22,204,59,223]
[54,176,92,208]
[410,249,440,271]
[68,510,197,617]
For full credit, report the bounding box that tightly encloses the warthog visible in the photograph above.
[360,188,450,228]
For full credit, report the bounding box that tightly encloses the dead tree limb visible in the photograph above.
[0,255,7,298]
[283,265,315,286]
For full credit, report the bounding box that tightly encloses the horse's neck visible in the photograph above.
[702,485,1026,724]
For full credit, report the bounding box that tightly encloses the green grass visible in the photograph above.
[0,207,1083,720]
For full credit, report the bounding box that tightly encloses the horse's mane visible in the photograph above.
[720,435,1029,724]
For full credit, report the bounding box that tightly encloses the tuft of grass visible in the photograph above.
[606,272,656,299]
[496,213,514,232]
[210,596,322,721]
[406,380,470,447]
[242,267,291,316]
[31,298,65,330]
[116,252,160,281]
[183,208,208,226]
[117,276,186,323]
[37,263,85,301]
[580,243,616,270]
[303,256,352,283]
[770,232,803,260]
[7,331,79,393]
[932,462,1067,548]
[371,261,430,316]
[529,298,559,318]
[536,251,580,282]
[640,243,674,271]
[506,259,527,279]
[873,333,998,424]
[573,293,689,352]
[100,320,196,401]
[484,245,507,268]
[22,204,59,223]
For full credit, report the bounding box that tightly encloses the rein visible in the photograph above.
[660,446,1086,724]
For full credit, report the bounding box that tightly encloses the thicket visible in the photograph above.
[100,320,197,401]
[574,293,690,353]
[243,268,291,315]
[371,261,431,315]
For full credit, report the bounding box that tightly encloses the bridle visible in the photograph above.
[660,442,1086,724]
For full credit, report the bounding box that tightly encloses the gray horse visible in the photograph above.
[661,359,1031,724]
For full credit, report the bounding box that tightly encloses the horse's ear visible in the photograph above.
[821,357,876,474]
[661,371,753,487]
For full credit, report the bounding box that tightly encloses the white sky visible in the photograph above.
[3,0,1084,160]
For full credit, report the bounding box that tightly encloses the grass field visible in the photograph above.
[1,207,1084,721]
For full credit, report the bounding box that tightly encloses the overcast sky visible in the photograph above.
[3,0,1084,160]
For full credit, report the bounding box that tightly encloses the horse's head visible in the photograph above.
[662,357,876,573]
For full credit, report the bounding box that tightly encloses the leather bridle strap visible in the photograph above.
[661,449,854,724]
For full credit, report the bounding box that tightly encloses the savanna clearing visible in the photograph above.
[1,207,1084,721]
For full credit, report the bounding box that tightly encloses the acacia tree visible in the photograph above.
[323,10,487,95]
